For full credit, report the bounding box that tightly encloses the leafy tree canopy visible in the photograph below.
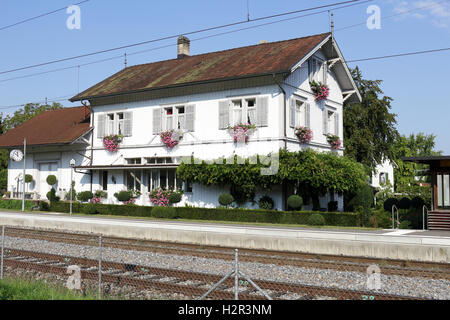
[344,67,398,173]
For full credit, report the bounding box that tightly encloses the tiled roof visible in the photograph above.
[0,106,91,148]
[71,33,331,101]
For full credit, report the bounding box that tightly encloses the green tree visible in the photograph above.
[343,67,399,172]
[394,133,442,190]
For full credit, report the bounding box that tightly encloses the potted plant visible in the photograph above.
[227,123,256,143]
[103,134,123,152]
[160,130,183,149]
[310,80,329,101]
[326,134,342,150]
[294,126,313,144]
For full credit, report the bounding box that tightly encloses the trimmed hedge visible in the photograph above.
[0,199,35,211]
[49,202,360,227]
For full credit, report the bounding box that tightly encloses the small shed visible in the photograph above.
[403,156,450,230]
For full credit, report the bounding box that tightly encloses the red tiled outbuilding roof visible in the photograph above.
[71,33,331,101]
[0,106,91,148]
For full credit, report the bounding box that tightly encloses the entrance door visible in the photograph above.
[39,163,58,199]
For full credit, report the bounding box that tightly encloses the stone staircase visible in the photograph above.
[428,211,450,230]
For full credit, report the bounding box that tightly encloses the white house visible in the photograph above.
[0,33,361,211]
[370,160,395,190]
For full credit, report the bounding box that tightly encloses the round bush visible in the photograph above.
[168,192,182,205]
[46,175,57,186]
[39,201,50,212]
[411,196,425,209]
[152,206,177,219]
[307,214,325,226]
[117,191,132,202]
[77,191,94,202]
[287,195,303,210]
[399,197,411,210]
[218,193,234,207]
[258,196,274,210]
[383,198,399,212]
[82,203,98,215]
[25,174,33,184]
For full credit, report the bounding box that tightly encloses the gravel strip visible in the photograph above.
[3,236,449,300]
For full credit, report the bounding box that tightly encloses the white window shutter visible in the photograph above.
[185,105,195,132]
[323,109,328,135]
[218,100,230,129]
[97,114,105,138]
[305,102,311,128]
[334,113,339,136]
[289,98,296,128]
[256,97,268,127]
[153,108,162,134]
[123,112,133,137]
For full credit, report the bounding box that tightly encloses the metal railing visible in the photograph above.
[423,206,428,231]
[392,205,399,229]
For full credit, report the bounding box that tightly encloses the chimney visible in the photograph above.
[177,36,190,59]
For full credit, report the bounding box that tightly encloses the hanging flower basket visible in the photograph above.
[310,80,329,101]
[326,134,342,150]
[295,127,313,144]
[103,134,123,152]
[160,130,183,149]
[228,123,256,143]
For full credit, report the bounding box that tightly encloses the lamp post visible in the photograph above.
[70,159,76,215]
[22,138,27,212]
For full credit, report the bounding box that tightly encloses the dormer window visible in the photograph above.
[309,57,326,84]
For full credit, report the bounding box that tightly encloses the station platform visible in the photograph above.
[0,211,449,263]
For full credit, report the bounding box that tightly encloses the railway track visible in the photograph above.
[1,248,424,300]
[3,227,449,281]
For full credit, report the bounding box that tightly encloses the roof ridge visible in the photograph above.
[128,32,331,70]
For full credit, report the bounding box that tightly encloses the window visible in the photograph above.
[99,112,132,138]
[126,158,142,165]
[295,100,306,127]
[437,174,450,208]
[126,170,141,191]
[100,171,108,191]
[379,173,388,185]
[146,157,176,164]
[231,98,257,125]
[148,168,181,191]
[327,111,335,135]
[162,106,188,131]
[309,57,325,83]
[323,107,339,136]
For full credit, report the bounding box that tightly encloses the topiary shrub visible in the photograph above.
[77,191,94,203]
[218,193,234,207]
[307,213,325,226]
[328,201,338,212]
[81,203,98,215]
[152,206,177,219]
[116,191,132,202]
[411,196,425,209]
[25,174,33,184]
[46,175,57,186]
[383,198,400,212]
[399,197,411,210]
[258,196,275,210]
[65,181,77,201]
[46,188,60,202]
[39,201,50,212]
[168,192,183,205]
[287,195,303,211]
[95,190,108,199]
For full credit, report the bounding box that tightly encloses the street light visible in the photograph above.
[70,159,76,215]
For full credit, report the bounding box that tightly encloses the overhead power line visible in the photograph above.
[346,47,450,63]
[0,0,373,84]
[0,0,91,32]
[0,0,370,76]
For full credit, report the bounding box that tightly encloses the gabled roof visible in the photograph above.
[70,33,337,102]
[0,106,91,148]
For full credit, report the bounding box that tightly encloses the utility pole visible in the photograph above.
[22,138,26,212]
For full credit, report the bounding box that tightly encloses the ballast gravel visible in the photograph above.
[3,235,449,300]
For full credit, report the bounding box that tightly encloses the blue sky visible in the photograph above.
[0,0,449,152]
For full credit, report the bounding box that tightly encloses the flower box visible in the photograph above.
[228,123,256,143]
[295,127,313,144]
[310,80,329,101]
[326,134,342,150]
[160,130,183,149]
[103,134,123,152]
